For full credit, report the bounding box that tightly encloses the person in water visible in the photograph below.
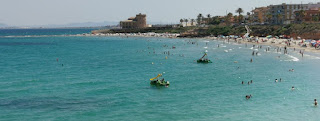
[275,79,278,82]
[250,59,253,63]
[242,81,244,84]
[246,95,252,99]
[315,99,318,106]
[250,80,253,83]
[291,86,295,90]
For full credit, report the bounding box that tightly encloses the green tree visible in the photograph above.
[312,16,319,22]
[180,19,184,25]
[226,12,233,25]
[238,15,244,24]
[266,14,272,23]
[236,8,244,16]
[277,14,283,24]
[246,12,252,24]
[296,10,306,23]
[184,19,189,26]
[197,13,203,26]
[234,15,238,24]
[191,19,195,26]
[236,8,244,24]
[207,14,211,24]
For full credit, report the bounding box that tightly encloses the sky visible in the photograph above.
[0,0,319,26]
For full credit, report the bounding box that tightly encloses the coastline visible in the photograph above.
[2,32,319,55]
[90,32,320,55]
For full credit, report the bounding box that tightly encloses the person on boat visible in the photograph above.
[161,78,164,83]
[315,99,318,106]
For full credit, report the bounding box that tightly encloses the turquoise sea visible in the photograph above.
[0,29,320,120]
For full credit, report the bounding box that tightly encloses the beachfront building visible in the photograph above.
[295,10,320,23]
[308,2,320,10]
[120,13,147,29]
[251,7,268,24]
[267,3,310,24]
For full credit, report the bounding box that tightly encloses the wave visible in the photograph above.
[285,55,299,61]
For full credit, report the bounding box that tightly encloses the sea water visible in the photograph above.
[0,29,320,120]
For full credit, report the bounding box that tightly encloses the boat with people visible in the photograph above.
[197,53,212,63]
[149,74,170,86]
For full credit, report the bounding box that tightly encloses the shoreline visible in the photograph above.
[2,32,319,56]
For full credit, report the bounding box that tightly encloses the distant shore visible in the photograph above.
[90,32,319,55]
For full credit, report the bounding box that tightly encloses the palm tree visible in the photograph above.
[191,19,195,26]
[197,13,203,25]
[184,19,189,26]
[236,8,244,24]
[207,14,211,24]
[236,8,244,16]
[180,19,184,25]
[246,12,251,24]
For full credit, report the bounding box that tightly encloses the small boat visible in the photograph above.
[197,53,212,63]
[150,74,170,86]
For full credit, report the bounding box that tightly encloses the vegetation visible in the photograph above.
[99,8,320,39]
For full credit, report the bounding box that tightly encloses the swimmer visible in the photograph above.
[315,99,318,106]
[246,95,252,99]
